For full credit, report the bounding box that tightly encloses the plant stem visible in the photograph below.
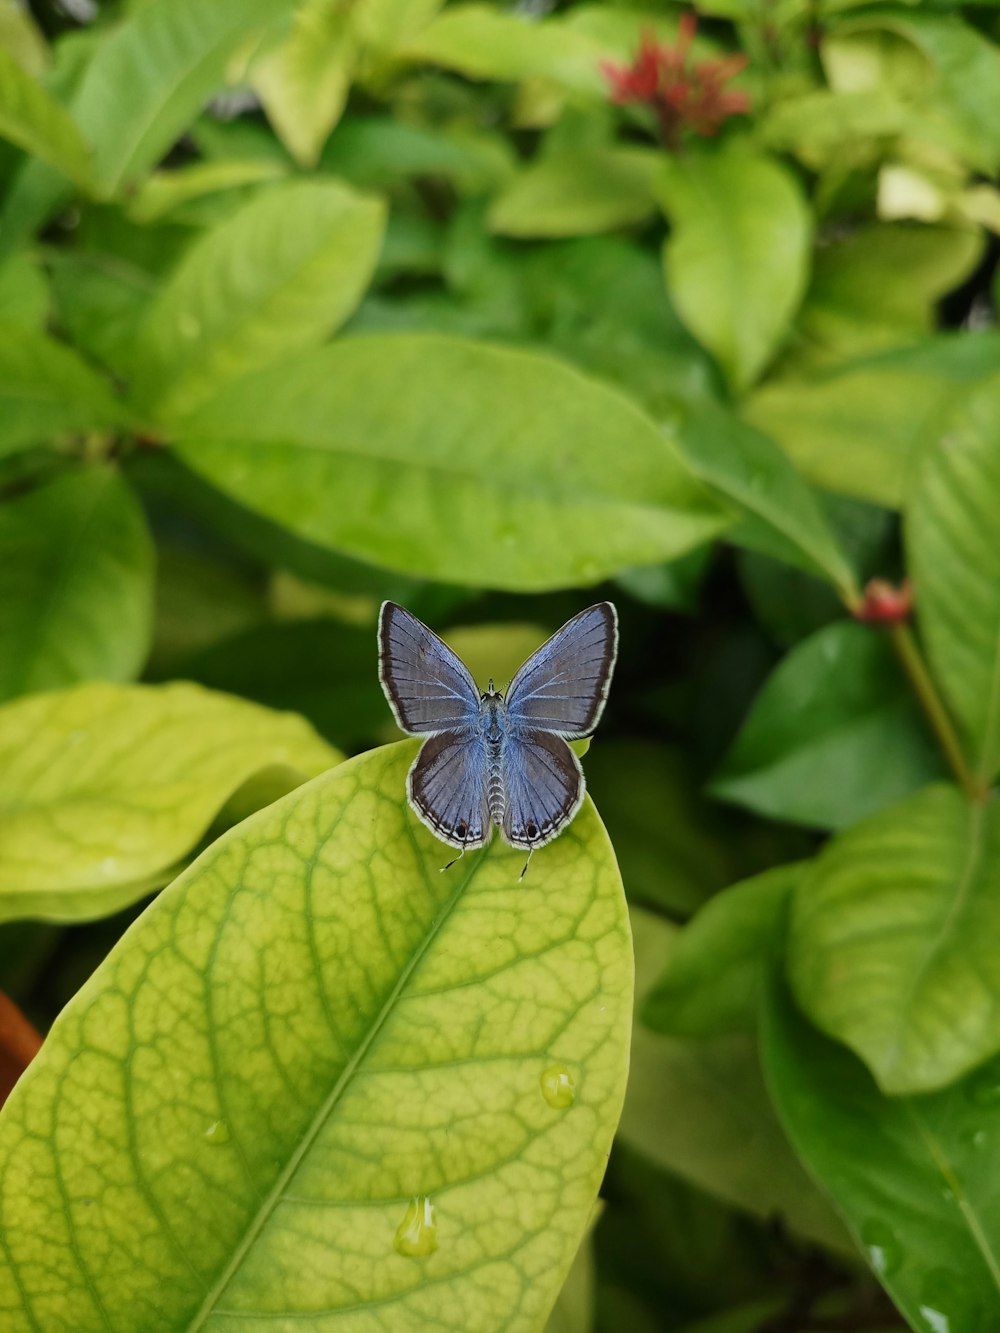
[889,623,987,801]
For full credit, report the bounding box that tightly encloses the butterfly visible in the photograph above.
[378,601,618,871]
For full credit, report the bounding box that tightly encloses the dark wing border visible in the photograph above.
[378,600,480,735]
[505,601,618,739]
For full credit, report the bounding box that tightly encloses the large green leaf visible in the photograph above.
[488,149,660,238]
[0,251,49,330]
[0,741,632,1329]
[789,783,1000,1094]
[763,977,1000,1331]
[172,334,729,591]
[402,4,608,95]
[0,681,340,922]
[0,46,93,189]
[643,865,798,1038]
[659,148,812,394]
[0,467,153,703]
[744,334,1000,507]
[712,622,944,829]
[908,372,1000,786]
[127,158,288,223]
[132,178,385,421]
[618,906,851,1255]
[674,398,856,592]
[0,328,126,458]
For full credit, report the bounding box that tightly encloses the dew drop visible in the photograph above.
[860,1219,901,1277]
[918,1268,980,1333]
[540,1064,576,1109]
[204,1118,230,1145]
[577,560,600,583]
[394,1196,437,1258]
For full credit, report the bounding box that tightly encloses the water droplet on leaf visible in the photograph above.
[540,1064,576,1109]
[394,1196,437,1257]
[204,1118,230,1145]
[860,1219,901,1277]
[919,1269,979,1333]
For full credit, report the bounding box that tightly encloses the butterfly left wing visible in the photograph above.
[407,730,492,850]
[505,602,617,739]
[379,601,481,734]
[501,729,584,850]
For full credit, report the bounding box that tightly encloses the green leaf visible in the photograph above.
[321,114,514,193]
[172,334,729,591]
[762,976,1000,1331]
[744,334,1000,507]
[712,621,944,829]
[0,250,48,330]
[584,741,735,917]
[0,46,93,189]
[0,680,341,923]
[660,148,812,394]
[618,906,851,1255]
[643,865,798,1038]
[402,4,608,95]
[47,250,156,374]
[0,327,126,458]
[0,741,632,1328]
[127,157,288,223]
[488,149,659,238]
[0,467,153,702]
[0,0,48,76]
[908,372,1000,785]
[789,783,1000,1094]
[674,398,857,591]
[132,178,386,422]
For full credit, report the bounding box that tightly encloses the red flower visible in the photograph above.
[853,578,914,625]
[601,14,750,147]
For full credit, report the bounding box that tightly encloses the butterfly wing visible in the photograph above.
[501,729,584,851]
[505,602,618,738]
[407,730,492,850]
[379,601,480,734]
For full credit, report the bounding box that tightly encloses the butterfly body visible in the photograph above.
[379,601,617,855]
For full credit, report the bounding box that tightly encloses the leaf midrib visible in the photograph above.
[186,841,490,1329]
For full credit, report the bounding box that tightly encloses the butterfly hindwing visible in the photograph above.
[501,728,584,851]
[505,602,618,738]
[379,601,480,734]
[407,730,492,850]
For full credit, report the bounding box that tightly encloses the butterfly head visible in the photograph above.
[480,677,504,702]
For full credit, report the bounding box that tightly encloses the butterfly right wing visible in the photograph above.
[501,728,584,851]
[407,730,492,850]
[379,601,481,734]
[505,602,617,739]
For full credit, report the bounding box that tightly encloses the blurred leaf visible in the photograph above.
[132,178,385,421]
[745,334,1000,506]
[908,373,1000,785]
[790,782,1000,1094]
[173,334,730,591]
[675,398,857,592]
[660,147,812,394]
[0,742,632,1328]
[0,0,48,76]
[0,681,340,922]
[614,545,712,615]
[47,250,156,373]
[0,46,93,189]
[146,542,264,677]
[644,865,798,1038]
[798,223,984,363]
[322,115,515,193]
[127,157,287,223]
[618,906,852,1254]
[763,975,1000,1332]
[675,1300,789,1333]
[488,148,659,238]
[761,86,903,170]
[544,1210,598,1333]
[0,250,48,329]
[0,468,153,703]
[712,622,944,829]
[585,741,734,917]
[0,327,127,458]
[402,5,608,95]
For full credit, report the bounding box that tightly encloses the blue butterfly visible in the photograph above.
[378,602,618,869]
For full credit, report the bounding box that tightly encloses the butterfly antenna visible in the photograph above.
[519,851,533,882]
[440,848,466,873]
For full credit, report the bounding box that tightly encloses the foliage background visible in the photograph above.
[1,0,1000,1328]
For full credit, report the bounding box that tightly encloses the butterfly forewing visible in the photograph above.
[505,602,618,738]
[502,730,583,851]
[379,601,480,734]
[408,730,491,850]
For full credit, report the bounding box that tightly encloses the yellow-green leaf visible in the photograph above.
[0,680,341,923]
[132,177,386,421]
[488,149,660,238]
[0,46,93,189]
[172,334,730,592]
[127,157,288,223]
[0,741,632,1329]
